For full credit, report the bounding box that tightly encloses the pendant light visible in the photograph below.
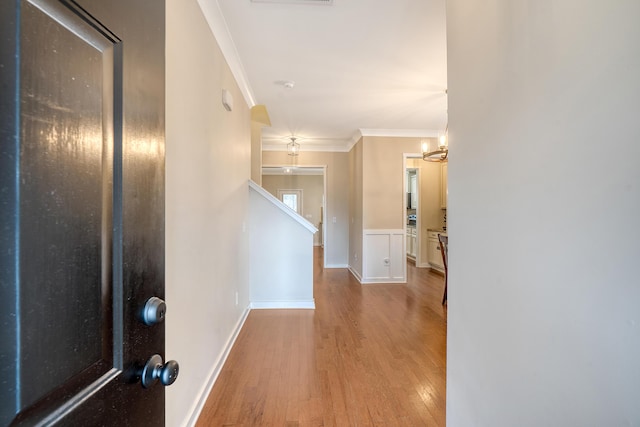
[287,136,300,156]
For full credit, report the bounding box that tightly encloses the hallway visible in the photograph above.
[196,249,447,426]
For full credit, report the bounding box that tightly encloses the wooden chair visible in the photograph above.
[438,234,448,304]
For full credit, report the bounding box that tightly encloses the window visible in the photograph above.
[277,189,303,214]
[282,194,298,212]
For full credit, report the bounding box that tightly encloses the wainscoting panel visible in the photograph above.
[362,229,406,284]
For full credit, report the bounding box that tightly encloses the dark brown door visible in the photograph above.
[1,0,169,425]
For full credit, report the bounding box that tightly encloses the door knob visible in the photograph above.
[142,296,166,325]
[141,354,179,388]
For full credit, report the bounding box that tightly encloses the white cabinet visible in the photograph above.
[427,230,445,270]
[407,170,418,209]
[440,163,448,209]
[428,239,443,270]
[410,173,417,209]
[406,227,417,259]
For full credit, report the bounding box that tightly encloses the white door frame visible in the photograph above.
[404,153,427,268]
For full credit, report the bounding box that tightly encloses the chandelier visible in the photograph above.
[422,125,448,162]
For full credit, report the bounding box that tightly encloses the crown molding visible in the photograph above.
[262,142,351,153]
[343,130,362,152]
[261,128,443,153]
[359,128,440,138]
[262,135,353,152]
[198,0,256,107]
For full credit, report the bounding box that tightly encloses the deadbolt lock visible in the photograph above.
[142,296,166,326]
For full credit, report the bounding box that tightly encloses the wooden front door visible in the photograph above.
[0,0,169,425]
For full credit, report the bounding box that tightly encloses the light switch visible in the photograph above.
[222,89,233,111]
[332,216,337,223]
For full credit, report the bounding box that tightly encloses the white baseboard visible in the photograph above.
[348,266,363,283]
[360,278,406,285]
[183,305,250,427]
[348,267,404,284]
[250,300,315,309]
[325,263,348,268]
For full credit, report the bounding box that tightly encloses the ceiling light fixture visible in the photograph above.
[422,124,448,162]
[287,137,300,156]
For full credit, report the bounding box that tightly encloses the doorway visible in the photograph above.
[404,153,434,269]
[405,166,421,265]
[262,166,327,264]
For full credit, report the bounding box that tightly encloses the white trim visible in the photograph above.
[262,167,324,176]
[363,228,405,235]
[250,300,315,309]
[326,264,349,269]
[345,131,362,152]
[359,128,440,138]
[262,142,352,153]
[348,265,363,282]
[430,265,445,273]
[404,153,423,269]
[196,0,256,108]
[362,229,406,284]
[249,180,317,233]
[321,169,328,266]
[351,261,404,284]
[262,164,327,170]
[360,278,406,285]
[261,129,442,153]
[183,305,251,427]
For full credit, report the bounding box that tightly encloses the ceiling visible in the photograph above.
[210,0,448,152]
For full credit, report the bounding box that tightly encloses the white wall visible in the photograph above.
[447,1,640,426]
[165,0,251,425]
[249,184,315,308]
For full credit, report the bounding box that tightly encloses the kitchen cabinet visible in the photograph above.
[410,173,417,209]
[440,163,448,209]
[406,227,417,259]
[427,230,446,270]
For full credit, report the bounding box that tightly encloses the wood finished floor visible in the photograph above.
[196,249,447,426]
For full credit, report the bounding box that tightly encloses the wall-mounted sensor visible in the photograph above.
[222,89,233,111]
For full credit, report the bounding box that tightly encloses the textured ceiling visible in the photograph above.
[214,0,448,151]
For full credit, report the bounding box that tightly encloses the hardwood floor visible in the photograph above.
[196,248,447,426]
